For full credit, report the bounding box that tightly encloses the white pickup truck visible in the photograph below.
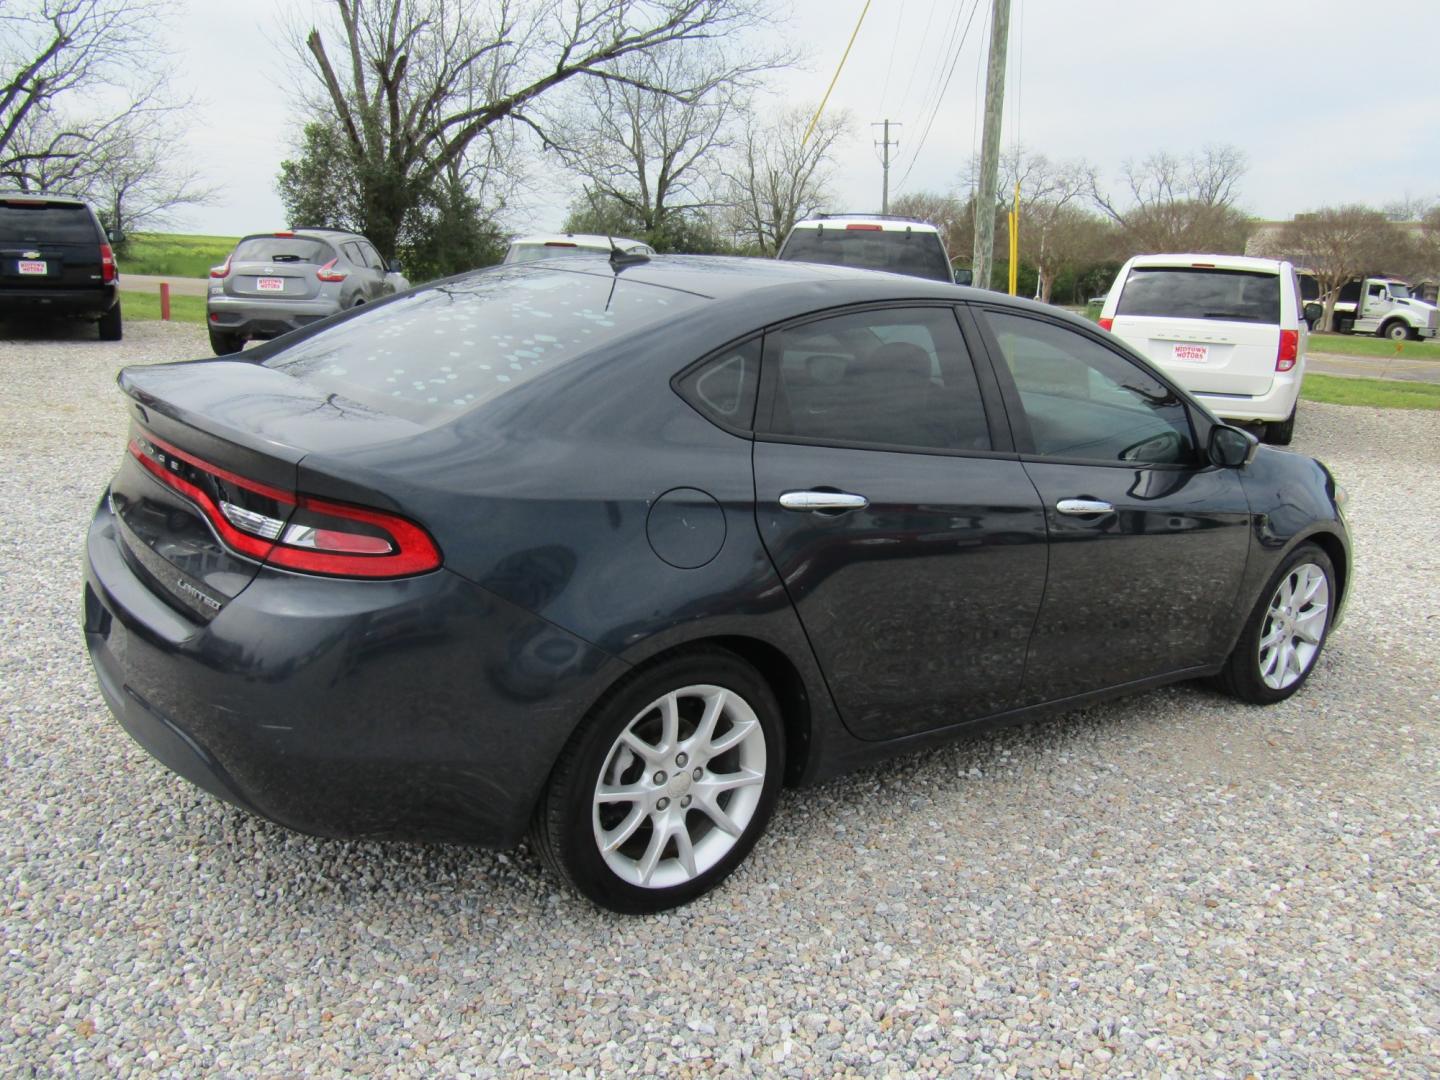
[1306,275,1440,340]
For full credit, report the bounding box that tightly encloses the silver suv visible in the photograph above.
[206,228,405,354]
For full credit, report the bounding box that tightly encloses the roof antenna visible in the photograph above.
[609,232,650,272]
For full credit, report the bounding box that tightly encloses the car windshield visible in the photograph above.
[233,237,330,264]
[263,265,702,422]
[779,227,952,282]
[0,203,95,244]
[1117,267,1281,322]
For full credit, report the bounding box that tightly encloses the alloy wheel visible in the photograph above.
[1257,562,1329,690]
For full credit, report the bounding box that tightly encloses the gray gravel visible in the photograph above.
[2,320,1438,1077]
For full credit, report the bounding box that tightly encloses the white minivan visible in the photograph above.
[1098,254,1310,445]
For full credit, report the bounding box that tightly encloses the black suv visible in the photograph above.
[0,193,122,340]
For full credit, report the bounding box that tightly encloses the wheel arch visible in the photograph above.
[1298,527,1349,611]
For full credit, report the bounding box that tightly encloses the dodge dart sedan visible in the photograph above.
[84,254,1350,913]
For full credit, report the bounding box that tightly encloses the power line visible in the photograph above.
[893,0,982,193]
[894,0,940,121]
[876,0,906,118]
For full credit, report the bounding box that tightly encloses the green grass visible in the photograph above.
[1301,373,1440,410]
[120,288,207,324]
[1307,332,1440,361]
[117,232,238,278]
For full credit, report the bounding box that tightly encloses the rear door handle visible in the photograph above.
[1056,498,1114,515]
[779,490,869,513]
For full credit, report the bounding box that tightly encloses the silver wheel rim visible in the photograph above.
[1258,562,1329,690]
[592,684,767,889]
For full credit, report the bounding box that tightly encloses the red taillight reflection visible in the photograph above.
[210,254,232,278]
[1098,317,1114,331]
[1277,329,1299,371]
[316,257,347,283]
[127,434,440,578]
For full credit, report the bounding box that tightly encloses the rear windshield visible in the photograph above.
[233,237,330,264]
[1117,267,1281,322]
[0,203,97,244]
[779,227,952,282]
[264,265,703,422]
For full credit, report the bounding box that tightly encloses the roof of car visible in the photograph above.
[0,192,89,207]
[509,233,652,250]
[1126,253,1289,274]
[789,214,942,233]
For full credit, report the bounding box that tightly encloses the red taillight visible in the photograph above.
[1277,329,1299,371]
[1098,317,1114,331]
[845,223,883,231]
[210,254,232,278]
[127,434,440,578]
[274,230,295,238]
[99,243,116,283]
[543,241,579,248]
[316,257,347,283]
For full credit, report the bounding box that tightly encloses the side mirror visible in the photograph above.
[1208,424,1257,468]
[1303,301,1322,329]
[386,259,403,274]
[953,268,973,286]
[107,229,124,245]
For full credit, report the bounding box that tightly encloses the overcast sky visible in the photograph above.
[172,0,1440,237]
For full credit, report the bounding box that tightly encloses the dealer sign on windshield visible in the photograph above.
[1172,343,1209,363]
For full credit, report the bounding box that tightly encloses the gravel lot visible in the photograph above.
[3,320,1437,1077]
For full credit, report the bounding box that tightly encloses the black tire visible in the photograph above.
[1263,405,1297,446]
[1214,543,1336,705]
[208,327,243,355]
[1381,320,1410,341]
[98,301,122,342]
[530,647,785,914]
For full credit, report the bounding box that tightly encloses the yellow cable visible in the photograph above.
[802,0,873,147]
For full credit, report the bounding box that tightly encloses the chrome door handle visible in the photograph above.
[1056,498,1114,515]
[779,490,869,513]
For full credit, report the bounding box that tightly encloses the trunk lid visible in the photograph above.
[1112,317,1280,396]
[110,361,424,620]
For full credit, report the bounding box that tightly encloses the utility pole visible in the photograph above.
[873,120,900,214]
[972,0,1011,290]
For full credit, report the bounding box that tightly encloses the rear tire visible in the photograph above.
[98,302,122,342]
[530,648,785,914]
[1263,406,1296,446]
[208,327,243,355]
[1381,320,1411,341]
[1214,543,1335,705]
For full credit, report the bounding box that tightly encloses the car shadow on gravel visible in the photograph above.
[0,317,105,342]
[149,678,1233,921]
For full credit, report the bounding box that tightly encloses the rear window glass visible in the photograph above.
[779,227,952,282]
[234,237,330,264]
[1117,267,1281,322]
[0,203,97,244]
[264,265,702,422]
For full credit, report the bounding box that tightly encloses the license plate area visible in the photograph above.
[1171,343,1209,363]
[17,260,47,275]
[255,277,285,292]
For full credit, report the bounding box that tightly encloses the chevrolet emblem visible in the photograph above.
[22,250,40,259]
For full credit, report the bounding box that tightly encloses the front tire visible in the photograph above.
[1263,405,1297,446]
[1381,320,1411,341]
[1215,543,1335,705]
[98,301,122,341]
[530,649,785,914]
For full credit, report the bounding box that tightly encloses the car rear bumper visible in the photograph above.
[206,295,339,339]
[1192,366,1302,424]
[0,284,117,318]
[83,496,626,848]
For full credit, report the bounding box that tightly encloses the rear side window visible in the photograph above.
[1116,267,1280,323]
[761,307,990,452]
[233,237,330,264]
[265,266,701,422]
[0,203,97,243]
[779,228,951,282]
[674,339,760,432]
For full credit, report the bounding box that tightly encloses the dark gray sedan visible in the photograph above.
[85,255,1351,913]
[205,228,404,354]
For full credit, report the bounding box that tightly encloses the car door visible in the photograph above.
[752,304,1049,740]
[974,308,1252,703]
[358,240,390,298]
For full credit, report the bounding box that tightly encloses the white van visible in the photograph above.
[1098,254,1308,445]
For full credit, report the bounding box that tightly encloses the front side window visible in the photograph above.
[761,307,990,452]
[984,311,1195,465]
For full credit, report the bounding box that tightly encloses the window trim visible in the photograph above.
[752,301,1011,457]
[970,304,1204,470]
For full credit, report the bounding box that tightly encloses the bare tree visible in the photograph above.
[1382,194,1436,222]
[1261,205,1393,331]
[724,105,849,254]
[1092,145,1252,254]
[89,120,219,238]
[889,190,968,264]
[552,43,778,243]
[292,0,784,260]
